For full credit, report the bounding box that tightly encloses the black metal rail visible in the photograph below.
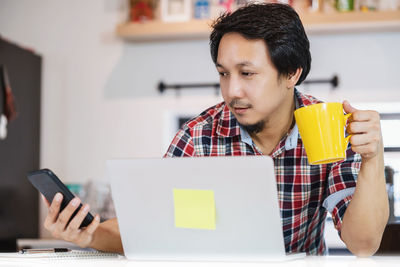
[157,75,339,94]
[302,75,339,89]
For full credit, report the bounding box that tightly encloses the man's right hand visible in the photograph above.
[42,192,100,248]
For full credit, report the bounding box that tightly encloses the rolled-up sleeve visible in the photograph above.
[323,148,361,234]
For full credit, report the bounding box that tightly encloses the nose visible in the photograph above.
[224,74,245,99]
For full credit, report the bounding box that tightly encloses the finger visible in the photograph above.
[347,121,374,135]
[85,214,101,235]
[66,204,91,233]
[351,143,378,157]
[349,110,380,123]
[343,100,357,114]
[55,197,81,233]
[350,133,374,147]
[41,194,50,208]
[44,192,63,229]
[348,122,382,138]
[76,215,100,247]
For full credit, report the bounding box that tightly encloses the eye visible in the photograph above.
[242,72,254,77]
[218,72,228,77]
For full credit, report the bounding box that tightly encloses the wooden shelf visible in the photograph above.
[300,10,400,34]
[116,10,400,42]
[116,19,211,42]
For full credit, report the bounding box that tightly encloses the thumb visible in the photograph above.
[343,100,357,114]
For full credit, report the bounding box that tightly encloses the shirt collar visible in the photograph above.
[239,125,253,146]
[284,91,301,150]
[216,88,311,151]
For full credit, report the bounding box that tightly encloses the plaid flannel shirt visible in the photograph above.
[164,89,361,255]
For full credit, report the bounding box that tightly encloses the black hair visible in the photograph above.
[210,3,311,85]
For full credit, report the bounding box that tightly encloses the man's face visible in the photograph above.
[216,32,292,130]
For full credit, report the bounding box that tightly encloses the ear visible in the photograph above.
[286,68,303,89]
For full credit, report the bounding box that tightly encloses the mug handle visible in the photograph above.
[344,113,352,147]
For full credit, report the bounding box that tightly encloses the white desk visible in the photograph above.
[0,256,399,267]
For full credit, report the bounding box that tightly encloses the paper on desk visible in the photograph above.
[173,188,216,230]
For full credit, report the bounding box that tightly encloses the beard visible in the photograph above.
[228,99,266,135]
[239,120,266,135]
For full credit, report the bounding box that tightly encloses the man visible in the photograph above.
[42,3,388,256]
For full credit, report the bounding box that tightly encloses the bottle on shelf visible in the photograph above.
[194,0,211,19]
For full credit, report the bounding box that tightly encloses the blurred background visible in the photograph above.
[0,0,399,254]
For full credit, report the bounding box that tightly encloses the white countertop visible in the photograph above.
[0,255,400,267]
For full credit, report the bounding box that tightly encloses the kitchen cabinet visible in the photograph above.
[116,10,400,42]
[0,38,41,251]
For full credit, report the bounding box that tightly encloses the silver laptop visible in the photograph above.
[107,156,305,262]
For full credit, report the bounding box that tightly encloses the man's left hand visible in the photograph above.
[343,100,383,160]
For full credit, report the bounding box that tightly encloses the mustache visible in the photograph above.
[228,99,252,109]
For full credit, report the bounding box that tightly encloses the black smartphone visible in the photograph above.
[27,168,94,228]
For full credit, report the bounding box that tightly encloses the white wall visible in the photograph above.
[1,0,400,238]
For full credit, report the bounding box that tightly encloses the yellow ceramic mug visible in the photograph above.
[294,102,352,165]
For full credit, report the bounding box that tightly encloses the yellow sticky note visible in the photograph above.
[173,188,216,230]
